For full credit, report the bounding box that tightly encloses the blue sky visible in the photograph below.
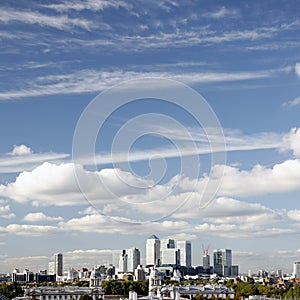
[0,0,300,274]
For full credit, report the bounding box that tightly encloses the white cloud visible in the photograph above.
[0,8,93,31]
[60,214,193,236]
[283,97,300,108]
[0,205,15,219]
[281,128,300,157]
[4,224,60,236]
[287,209,300,222]
[0,162,154,206]
[204,7,239,19]
[0,67,285,100]
[23,212,63,222]
[2,255,49,273]
[195,223,295,238]
[172,197,283,224]
[209,159,300,197]
[0,145,69,173]
[8,145,32,156]
[295,63,300,77]
[44,0,132,13]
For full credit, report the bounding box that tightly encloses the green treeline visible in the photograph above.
[0,282,23,299]
[102,280,148,296]
[226,280,300,299]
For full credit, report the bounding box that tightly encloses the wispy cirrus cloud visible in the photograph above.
[203,7,239,19]
[0,67,289,101]
[0,144,69,173]
[0,8,93,31]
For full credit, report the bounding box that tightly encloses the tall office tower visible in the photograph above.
[54,253,63,276]
[203,253,210,271]
[146,235,161,266]
[160,239,176,249]
[127,248,140,273]
[293,261,300,278]
[119,250,128,273]
[176,240,192,267]
[160,248,180,266]
[160,239,180,267]
[112,249,123,267]
[48,261,55,275]
[213,249,232,276]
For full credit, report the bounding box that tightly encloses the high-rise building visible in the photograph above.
[161,239,176,249]
[112,250,123,267]
[48,262,55,275]
[146,235,161,266]
[134,265,146,281]
[203,253,210,271]
[176,240,192,267]
[160,239,180,267]
[213,249,232,276]
[127,248,140,273]
[54,253,63,276]
[119,250,128,273]
[293,261,300,278]
[160,248,180,266]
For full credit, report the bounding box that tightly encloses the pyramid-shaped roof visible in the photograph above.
[148,234,159,239]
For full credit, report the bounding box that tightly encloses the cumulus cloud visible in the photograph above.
[172,197,283,224]
[208,159,300,197]
[23,212,63,222]
[60,214,193,236]
[287,209,300,222]
[281,128,300,157]
[7,145,32,156]
[0,162,159,207]
[0,205,15,219]
[3,224,60,236]
[295,62,300,77]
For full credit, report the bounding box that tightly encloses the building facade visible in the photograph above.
[213,249,232,276]
[126,248,140,273]
[146,235,161,266]
[54,253,63,276]
[176,240,191,267]
[293,261,300,278]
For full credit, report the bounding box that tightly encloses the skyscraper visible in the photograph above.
[146,235,160,266]
[176,240,192,267]
[203,253,210,271]
[126,248,140,273]
[213,249,232,276]
[54,253,63,276]
[293,261,300,278]
[160,239,180,267]
[119,250,128,273]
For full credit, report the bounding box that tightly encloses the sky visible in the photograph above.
[0,0,300,275]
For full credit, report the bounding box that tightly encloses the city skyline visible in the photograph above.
[0,1,300,274]
[2,236,295,277]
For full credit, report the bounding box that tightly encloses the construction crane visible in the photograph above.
[202,244,210,256]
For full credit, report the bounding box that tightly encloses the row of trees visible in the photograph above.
[0,282,23,299]
[101,280,148,296]
[226,280,300,299]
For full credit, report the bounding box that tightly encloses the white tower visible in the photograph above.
[176,240,192,267]
[119,250,128,273]
[146,235,160,266]
[293,261,300,278]
[127,248,140,273]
